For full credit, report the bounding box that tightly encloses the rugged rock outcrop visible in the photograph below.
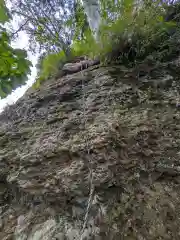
[1,56,180,239]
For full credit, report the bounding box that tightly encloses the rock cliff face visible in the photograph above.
[1,57,180,239]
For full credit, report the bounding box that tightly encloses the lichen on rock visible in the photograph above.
[1,55,180,239]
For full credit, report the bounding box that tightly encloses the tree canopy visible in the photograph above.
[9,0,78,54]
[0,0,32,98]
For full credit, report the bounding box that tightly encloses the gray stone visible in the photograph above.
[54,233,65,240]
[1,55,180,240]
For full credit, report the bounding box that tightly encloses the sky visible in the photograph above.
[0,5,38,113]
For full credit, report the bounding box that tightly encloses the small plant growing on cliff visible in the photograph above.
[34,51,67,88]
[34,0,180,86]
[72,0,178,64]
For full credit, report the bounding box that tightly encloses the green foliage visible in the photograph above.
[71,0,90,41]
[72,0,180,65]
[0,1,32,98]
[34,51,67,88]
[34,0,180,88]
[71,29,97,58]
[0,0,10,24]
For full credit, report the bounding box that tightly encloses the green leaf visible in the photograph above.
[0,1,10,23]
[0,28,32,98]
[13,49,28,58]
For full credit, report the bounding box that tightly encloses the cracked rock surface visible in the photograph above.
[1,58,180,239]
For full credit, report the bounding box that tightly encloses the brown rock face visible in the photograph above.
[1,58,180,239]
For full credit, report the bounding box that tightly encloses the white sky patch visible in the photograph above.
[0,21,38,112]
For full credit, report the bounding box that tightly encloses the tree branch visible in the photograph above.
[11,19,30,38]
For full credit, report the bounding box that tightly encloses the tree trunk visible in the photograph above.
[81,0,101,40]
